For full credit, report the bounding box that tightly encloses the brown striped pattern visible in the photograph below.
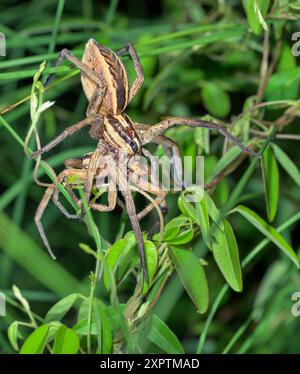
[102,114,141,154]
[81,39,129,115]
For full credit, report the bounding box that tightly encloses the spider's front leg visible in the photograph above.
[30,115,103,159]
[116,43,144,102]
[52,168,87,220]
[135,123,181,159]
[116,165,149,283]
[35,168,85,259]
[140,116,260,157]
[45,47,106,88]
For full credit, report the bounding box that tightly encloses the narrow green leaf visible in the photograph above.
[205,192,224,230]
[261,145,279,222]
[212,220,243,292]
[208,146,242,182]
[195,197,211,249]
[20,324,50,354]
[252,260,289,321]
[53,325,79,354]
[243,0,269,35]
[178,191,213,248]
[8,321,21,351]
[44,293,80,323]
[73,304,126,335]
[169,247,209,313]
[289,0,300,10]
[0,213,87,297]
[142,241,158,294]
[94,301,112,354]
[103,235,136,290]
[272,143,300,188]
[201,82,231,118]
[231,205,300,268]
[148,315,184,354]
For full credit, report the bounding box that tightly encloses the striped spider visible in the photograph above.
[31,39,258,282]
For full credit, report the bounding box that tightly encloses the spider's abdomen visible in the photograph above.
[81,39,129,115]
[102,114,141,154]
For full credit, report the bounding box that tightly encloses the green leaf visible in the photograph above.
[178,195,198,222]
[148,315,184,354]
[201,82,231,118]
[20,324,50,354]
[208,146,242,182]
[179,192,211,248]
[205,192,224,230]
[44,293,80,323]
[278,44,297,71]
[8,321,21,351]
[142,241,158,294]
[53,325,79,354]
[289,0,300,10]
[94,300,112,354]
[169,247,209,313]
[231,205,300,268]
[252,260,289,321]
[243,0,269,35]
[103,235,136,290]
[265,68,300,101]
[261,145,279,222]
[272,143,300,188]
[156,215,194,245]
[212,219,243,292]
[73,304,126,335]
[194,127,210,154]
[195,197,211,249]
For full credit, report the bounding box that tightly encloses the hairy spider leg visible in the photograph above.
[116,42,144,102]
[30,115,103,159]
[116,165,149,283]
[35,168,86,259]
[139,116,260,158]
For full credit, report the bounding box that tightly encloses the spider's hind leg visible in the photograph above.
[34,185,57,259]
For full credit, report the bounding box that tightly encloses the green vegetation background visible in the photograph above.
[0,0,300,354]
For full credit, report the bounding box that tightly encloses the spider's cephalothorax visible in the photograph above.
[101,114,142,155]
[32,39,259,283]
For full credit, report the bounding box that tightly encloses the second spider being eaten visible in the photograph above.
[31,39,259,282]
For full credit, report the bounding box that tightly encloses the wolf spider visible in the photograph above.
[31,39,258,282]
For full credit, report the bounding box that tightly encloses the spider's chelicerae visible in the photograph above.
[32,39,259,282]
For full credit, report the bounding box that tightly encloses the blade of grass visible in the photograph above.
[48,0,65,54]
[0,212,87,297]
[196,210,300,353]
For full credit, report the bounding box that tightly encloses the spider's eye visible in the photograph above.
[129,141,138,153]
